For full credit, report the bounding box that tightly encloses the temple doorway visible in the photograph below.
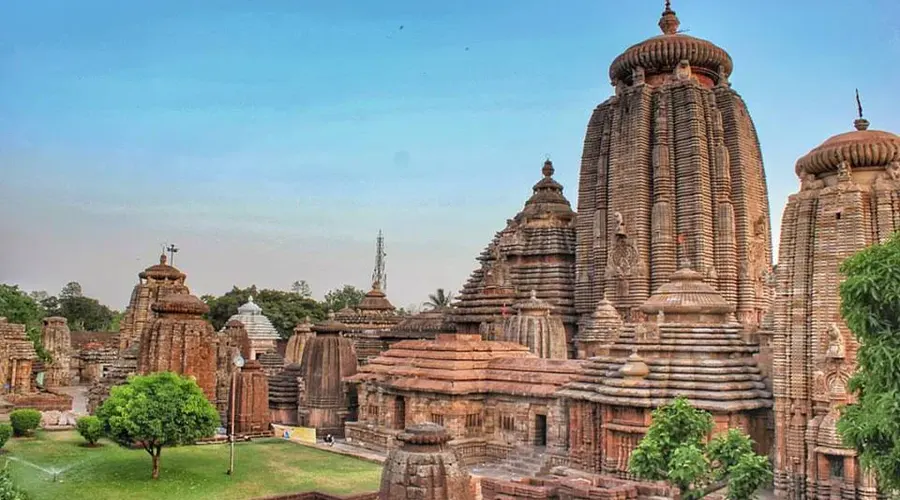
[394,396,406,430]
[534,414,548,447]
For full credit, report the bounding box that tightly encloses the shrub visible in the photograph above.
[9,410,41,437]
[0,425,10,451]
[75,416,103,446]
[0,463,28,500]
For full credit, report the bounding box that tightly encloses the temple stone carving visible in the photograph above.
[452,160,577,354]
[575,3,772,329]
[119,254,188,351]
[284,317,314,365]
[773,114,899,499]
[378,423,474,500]
[298,313,359,437]
[222,296,279,359]
[138,293,218,402]
[269,363,304,425]
[500,290,568,359]
[575,295,623,359]
[70,331,119,384]
[216,319,251,422]
[230,359,271,436]
[337,283,403,366]
[560,266,771,476]
[0,318,37,395]
[40,316,72,388]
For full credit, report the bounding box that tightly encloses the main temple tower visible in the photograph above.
[575,2,773,327]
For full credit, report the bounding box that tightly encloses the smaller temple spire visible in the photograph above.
[854,88,870,131]
[659,0,680,35]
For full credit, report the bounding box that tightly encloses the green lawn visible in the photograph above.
[3,431,382,500]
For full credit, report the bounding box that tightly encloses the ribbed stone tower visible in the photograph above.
[499,290,568,359]
[222,296,279,359]
[298,312,358,437]
[452,159,577,347]
[40,316,72,387]
[772,110,899,499]
[575,295,623,359]
[575,2,772,328]
[230,359,271,435]
[120,254,188,351]
[378,424,474,500]
[216,319,251,422]
[284,317,314,365]
[138,293,218,402]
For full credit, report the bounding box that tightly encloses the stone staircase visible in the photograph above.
[472,446,552,480]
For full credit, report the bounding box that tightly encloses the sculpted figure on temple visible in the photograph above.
[837,160,853,183]
[824,323,845,359]
[717,64,730,87]
[674,59,691,80]
[614,211,626,236]
[632,66,645,85]
[884,161,900,181]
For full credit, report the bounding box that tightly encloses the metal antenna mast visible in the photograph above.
[372,230,387,291]
[165,243,179,266]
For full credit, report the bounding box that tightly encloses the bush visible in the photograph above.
[0,425,10,451]
[9,410,41,437]
[0,463,28,500]
[75,416,103,446]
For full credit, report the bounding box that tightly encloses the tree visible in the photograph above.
[203,286,326,338]
[323,285,365,312]
[75,416,103,446]
[57,295,116,331]
[0,284,44,330]
[629,397,771,500]
[59,281,83,300]
[424,288,454,310]
[837,231,900,493]
[96,372,219,479]
[290,280,312,299]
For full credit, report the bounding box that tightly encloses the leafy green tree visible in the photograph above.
[323,284,366,312]
[0,285,44,330]
[57,296,116,331]
[836,231,900,493]
[96,372,219,479]
[59,281,83,300]
[424,288,454,310]
[203,286,325,338]
[290,280,313,299]
[629,397,771,500]
[75,416,103,446]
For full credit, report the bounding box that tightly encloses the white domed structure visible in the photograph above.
[221,296,279,359]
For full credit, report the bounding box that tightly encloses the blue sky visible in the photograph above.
[1,0,898,311]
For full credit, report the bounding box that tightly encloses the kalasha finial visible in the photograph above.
[659,0,680,35]
[159,253,167,265]
[542,158,554,178]
[854,88,870,131]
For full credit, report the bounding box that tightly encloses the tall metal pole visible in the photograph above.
[227,370,236,475]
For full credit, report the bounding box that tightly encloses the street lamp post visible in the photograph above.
[227,353,245,476]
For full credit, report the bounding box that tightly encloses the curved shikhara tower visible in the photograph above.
[575,3,773,327]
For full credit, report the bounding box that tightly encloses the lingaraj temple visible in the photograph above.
[3,3,893,500]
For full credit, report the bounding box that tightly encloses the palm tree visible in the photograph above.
[424,288,454,310]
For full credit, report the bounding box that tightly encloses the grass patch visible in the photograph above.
[4,431,381,500]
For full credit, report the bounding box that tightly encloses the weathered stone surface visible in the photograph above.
[772,116,899,500]
[269,363,304,425]
[70,331,119,384]
[560,267,771,476]
[0,318,37,395]
[40,317,72,388]
[575,4,772,330]
[378,423,474,500]
[229,359,271,435]
[337,283,403,366]
[452,160,577,355]
[500,290,568,359]
[298,314,358,437]
[217,319,252,422]
[138,293,218,402]
[575,295,622,359]
[285,318,314,365]
[87,344,137,413]
[119,254,188,351]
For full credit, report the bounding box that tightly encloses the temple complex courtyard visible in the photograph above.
[2,431,382,500]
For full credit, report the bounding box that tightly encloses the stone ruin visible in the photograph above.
[40,316,72,388]
[230,359,271,436]
[0,318,37,395]
[298,313,358,437]
[500,290,568,359]
[336,282,403,366]
[269,362,304,425]
[138,292,218,401]
[284,317,314,365]
[216,319,252,422]
[452,160,577,354]
[772,114,900,498]
[573,295,622,359]
[378,423,474,500]
[70,331,119,384]
[119,253,188,351]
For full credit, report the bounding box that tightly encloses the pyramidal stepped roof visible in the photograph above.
[221,296,279,341]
